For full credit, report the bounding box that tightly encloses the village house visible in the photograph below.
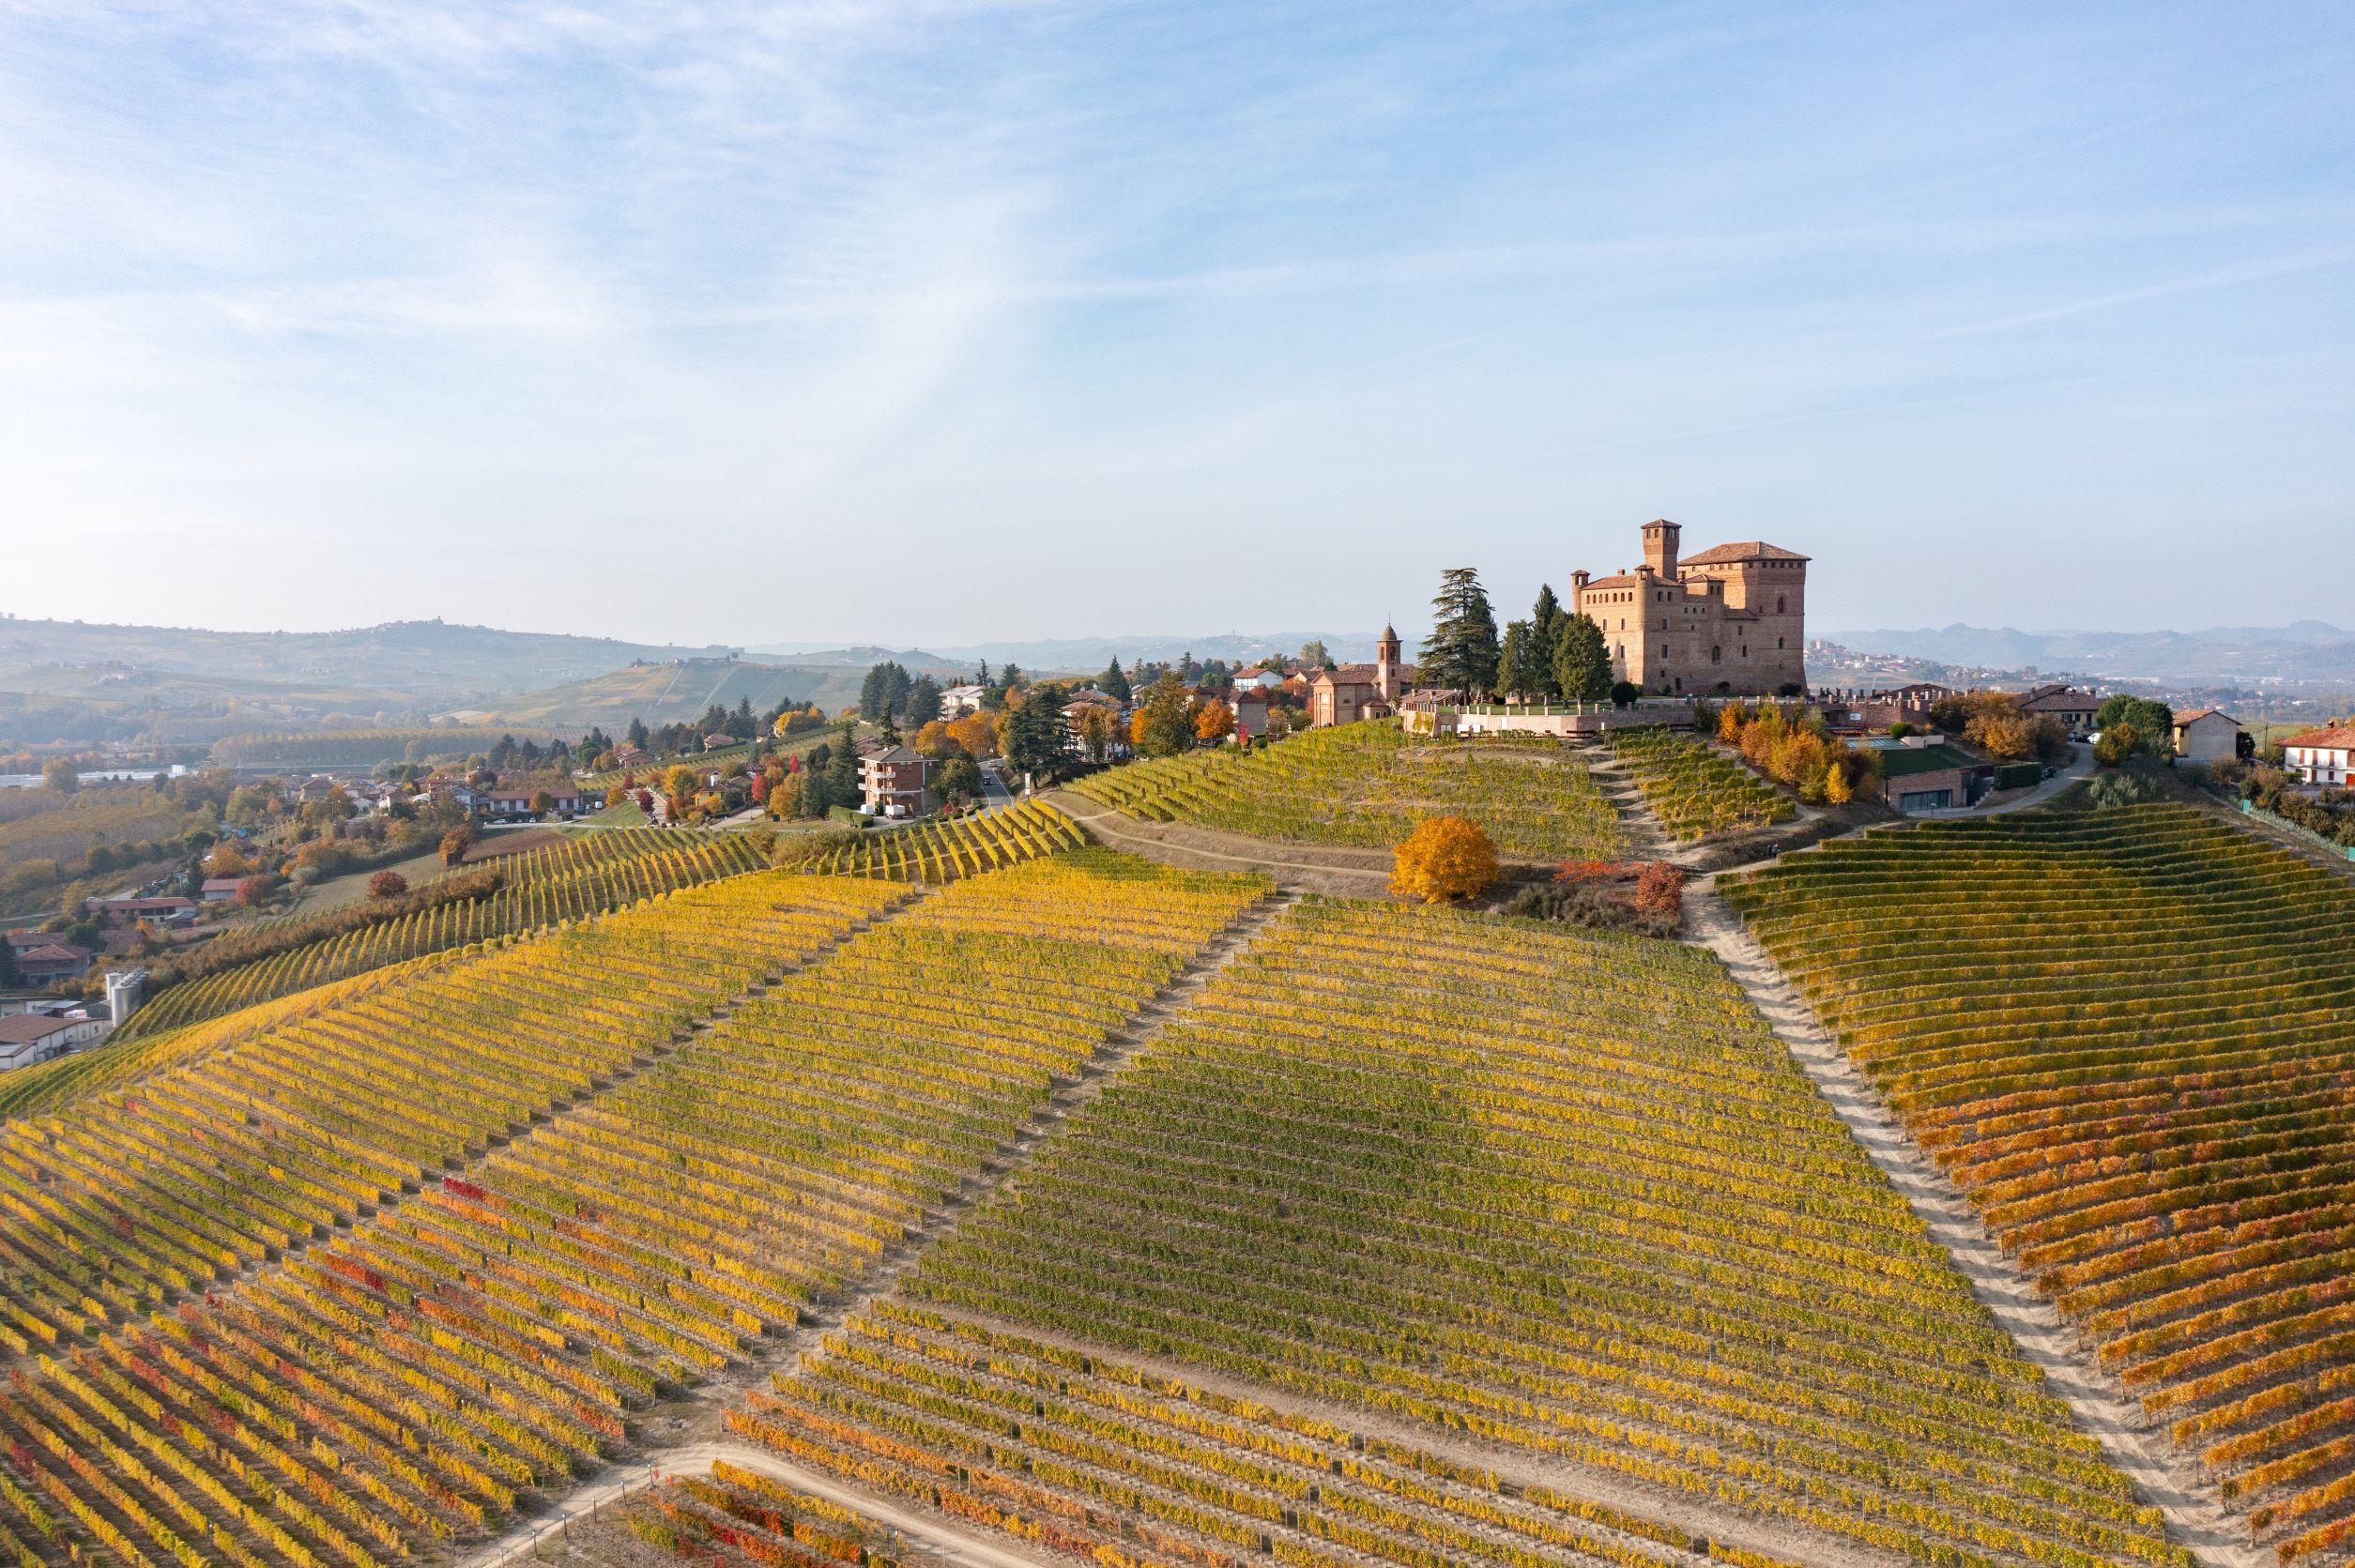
[9,936,93,982]
[200,876,248,903]
[940,684,987,719]
[1231,687,1271,739]
[481,787,593,819]
[1231,667,1283,692]
[1570,520,1808,697]
[84,895,196,927]
[859,744,932,819]
[1310,626,1407,727]
[2017,683,2102,735]
[2172,708,2247,765]
[2283,724,2355,787]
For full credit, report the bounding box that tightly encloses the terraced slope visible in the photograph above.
[1069,722,1622,859]
[0,850,1269,1568]
[1724,802,2355,1565]
[116,829,765,1043]
[736,898,2185,1568]
[1607,725,1794,841]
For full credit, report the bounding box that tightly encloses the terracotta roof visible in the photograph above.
[1314,664,1382,686]
[201,877,249,893]
[1676,540,1810,566]
[862,745,924,765]
[2173,708,2239,726]
[2018,688,2099,713]
[2283,725,2355,751]
[0,1015,77,1044]
[1579,573,1643,590]
[15,944,84,965]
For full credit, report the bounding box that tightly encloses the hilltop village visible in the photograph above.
[0,521,2352,1568]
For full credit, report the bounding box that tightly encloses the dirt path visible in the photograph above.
[472,1442,1058,1568]
[459,891,1299,1567]
[1680,887,2264,1568]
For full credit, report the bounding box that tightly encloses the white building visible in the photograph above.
[0,1013,103,1069]
[2283,724,2355,786]
[940,684,987,718]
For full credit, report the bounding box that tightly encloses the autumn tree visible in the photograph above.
[205,840,256,880]
[1389,815,1498,904]
[946,711,999,760]
[1552,614,1613,702]
[1129,674,1197,759]
[234,875,274,908]
[1419,568,1500,696]
[41,758,77,795]
[368,870,408,900]
[529,789,556,815]
[1194,697,1235,741]
[935,755,983,802]
[439,827,476,866]
[1072,703,1120,763]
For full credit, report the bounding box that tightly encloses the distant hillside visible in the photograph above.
[752,632,1384,673]
[0,617,741,700]
[1829,621,2355,688]
[445,657,882,729]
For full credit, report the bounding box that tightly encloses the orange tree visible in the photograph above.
[1389,814,1497,903]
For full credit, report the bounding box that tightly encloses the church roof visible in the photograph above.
[1677,540,1810,566]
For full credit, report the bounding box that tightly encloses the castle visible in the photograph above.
[1571,520,1808,697]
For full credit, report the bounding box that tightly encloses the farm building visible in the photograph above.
[1871,738,1996,814]
[0,1012,102,1068]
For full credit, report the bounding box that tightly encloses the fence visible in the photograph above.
[2241,799,2355,861]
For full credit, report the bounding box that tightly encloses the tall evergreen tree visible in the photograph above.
[1419,568,1501,696]
[1002,687,1068,785]
[1099,658,1131,702]
[1552,613,1613,701]
[826,723,861,810]
[1530,585,1567,699]
[905,675,942,725]
[1497,620,1548,700]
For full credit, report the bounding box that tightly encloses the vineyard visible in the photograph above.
[1068,723,1623,859]
[0,849,1269,1566]
[118,829,765,1040]
[593,1461,917,1568]
[1724,802,2355,1564]
[792,799,1087,881]
[746,897,2183,1568]
[1605,726,1794,841]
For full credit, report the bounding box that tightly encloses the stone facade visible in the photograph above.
[1309,624,1409,727]
[1570,520,1808,697]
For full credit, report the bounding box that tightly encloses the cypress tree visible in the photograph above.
[1099,658,1132,703]
[1530,585,1567,698]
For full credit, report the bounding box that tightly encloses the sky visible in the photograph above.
[2,0,2351,648]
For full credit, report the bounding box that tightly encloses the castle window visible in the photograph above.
[1777,596,1786,615]
[1711,646,1721,664]
[1777,637,1785,649]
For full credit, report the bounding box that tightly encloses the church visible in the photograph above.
[1571,520,1808,697]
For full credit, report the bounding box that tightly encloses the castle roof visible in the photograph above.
[1579,572,1643,590]
[1677,540,1810,566]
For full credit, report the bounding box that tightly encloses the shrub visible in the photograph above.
[1389,815,1497,904]
[234,874,275,908]
[1634,861,1686,921]
[367,870,408,899]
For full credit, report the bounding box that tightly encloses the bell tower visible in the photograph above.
[1375,623,1403,701]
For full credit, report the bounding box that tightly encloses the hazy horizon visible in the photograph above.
[6,2,2351,645]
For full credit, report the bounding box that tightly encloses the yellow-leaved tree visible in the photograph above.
[1390,815,1497,904]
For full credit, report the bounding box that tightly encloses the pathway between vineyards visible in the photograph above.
[1678,882,2266,1568]
[463,889,1301,1568]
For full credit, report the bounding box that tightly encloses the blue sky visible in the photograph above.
[2,1,2350,647]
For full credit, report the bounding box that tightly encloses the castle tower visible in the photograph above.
[1642,519,1681,580]
[1375,623,1402,702]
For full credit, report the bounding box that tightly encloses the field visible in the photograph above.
[0,849,1269,1567]
[1724,802,2355,1563]
[793,799,1086,881]
[733,896,2183,1568]
[115,829,767,1041]
[1606,725,1795,841]
[209,727,558,770]
[0,787,210,903]
[1068,723,1623,859]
